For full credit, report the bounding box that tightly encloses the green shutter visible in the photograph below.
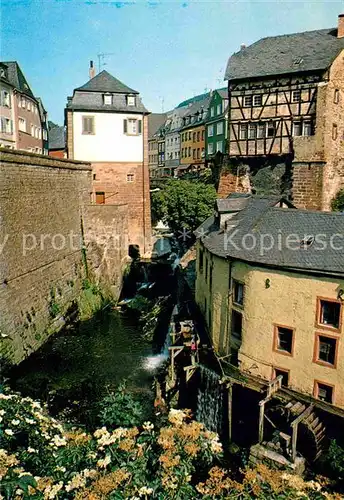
[123,119,127,133]
[138,120,142,134]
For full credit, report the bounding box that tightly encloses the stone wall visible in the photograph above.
[292,162,325,210]
[0,149,129,364]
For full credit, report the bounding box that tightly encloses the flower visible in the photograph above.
[138,486,153,496]
[4,429,14,436]
[11,419,20,426]
[25,418,36,425]
[0,410,5,416]
[51,435,67,447]
[143,421,154,431]
[97,454,111,468]
[27,447,38,454]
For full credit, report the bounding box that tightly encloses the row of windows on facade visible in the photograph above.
[180,147,206,160]
[82,116,142,135]
[102,94,136,107]
[207,122,224,137]
[199,253,342,405]
[241,89,340,108]
[149,154,159,163]
[210,102,224,117]
[0,117,47,140]
[181,130,205,143]
[0,90,42,115]
[238,120,314,140]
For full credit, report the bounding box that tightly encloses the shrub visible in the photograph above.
[98,383,144,428]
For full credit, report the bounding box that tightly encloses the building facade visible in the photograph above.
[196,194,344,409]
[205,89,228,160]
[66,65,151,252]
[0,61,47,154]
[148,113,167,178]
[222,15,344,210]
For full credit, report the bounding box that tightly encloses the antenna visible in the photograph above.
[97,53,115,73]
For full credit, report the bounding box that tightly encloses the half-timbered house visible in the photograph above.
[224,15,344,210]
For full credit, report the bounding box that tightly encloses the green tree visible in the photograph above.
[151,189,167,225]
[152,179,216,236]
[331,189,344,212]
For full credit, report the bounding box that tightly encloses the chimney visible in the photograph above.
[338,14,344,38]
[240,43,246,50]
[89,60,96,79]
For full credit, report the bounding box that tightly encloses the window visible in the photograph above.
[197,148,200,159]
[248,124,256,139]
[210,107,215,117]
[244,95,252,107]
[103,94,112,105]
[332,124,338,140]
[95,192,105,204]
[317,298,341,330]
[292,90,301,102]
[127,95,135,106]
[303,121,312,136]
[197,131,200,141]
[127,174,134,182]
[21,97,26,108]
[216,122,223,135]
[216,103,222,115]
[334,89,339,104]
[253,95,262,106]
[1,90,10,107]
[201,130,205,141]
[82,116,95,135]
[273,325,294,355]
[257,123,265,138]
[293,121,302,136]
[208,125,214,137]
[188,146,191,156]
[31,124,34,136]
[239,123,247,140]
[193,149,196,159]
[193,132,196,142]
[0,117,12,134]
[314,381,334,404]
[266,121,275,137]
[314,334,337,367]
[27,100,31,111]
[18,117,26,132]
[216,141,222,152]
[231,310,243,339]
[273,368,289,387]
[208,143,214,155]
[124,119,142,135]
[188,132,191,140]
[233,280,244,306]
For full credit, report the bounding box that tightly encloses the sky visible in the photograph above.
[1,0,343,124]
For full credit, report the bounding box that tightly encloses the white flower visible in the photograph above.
[5,429,14,436]
[27,447,38,454]
[18,472,32,477]
[25,418,36,425]
[87,451,97,460]
[97,454,111,468]
[55,466,66,473]
[11,419,20,426]
[15,489,23,496]
[47,481,63,499]
[0,409,5,416]
[51,435,67,447]
[142,421,154,431]
[31,401,41,409]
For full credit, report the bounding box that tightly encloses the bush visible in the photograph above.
[98,383,144,428]
[331,189,344,212]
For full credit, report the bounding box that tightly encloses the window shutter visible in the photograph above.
[138,120,142,134]
[123,119,127,134]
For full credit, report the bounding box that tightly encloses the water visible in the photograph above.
[196,365,224,435]
[9,309,160,427]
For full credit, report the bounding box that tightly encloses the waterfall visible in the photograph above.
[142,305,176,372]
[196,365,224,435]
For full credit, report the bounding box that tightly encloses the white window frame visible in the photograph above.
[292,90,301,102]
[127,95,135,106]
[208,124,214,137]
[216,103,222,115]
[103,94,112,105]
[18,117,26,132]
[248,123,256,139]
[303,120,312,136]
[82,115,95,135]
[292,121,302,137]
[207,143,214,155]
[239,123,247,140]
[216,141,223,152]
[244,95,252,107]
[210,107,215,117]
[127,173,134,182]
[257,123,265,138]
[253,95,262,107]
[216,122,223,135]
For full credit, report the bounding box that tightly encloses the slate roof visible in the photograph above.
[48,126,65,150]
[225,28,344,81]
[196,194,344,276]
[180,95,211,131]
[1,61,35,98]
[148,113,167,138]
[76,70,139,94]
[66,90,148,113]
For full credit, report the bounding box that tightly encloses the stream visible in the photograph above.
[8,308,168,428]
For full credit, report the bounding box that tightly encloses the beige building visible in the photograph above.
[0,62,47,154]
[195,194,344,459]
[148,113,167,178]
[222,14,344,211]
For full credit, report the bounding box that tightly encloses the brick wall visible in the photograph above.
[217,166,251,198]
[292,162,325,210]
[0,149,129,364]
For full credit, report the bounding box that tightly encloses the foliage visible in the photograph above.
[322,439,344,479]
[331,189,344,212]
[1,389,342,499]
[150,190,167,225]
[98,384,144,429]
[77,280,105,320]
[151,180,216,236]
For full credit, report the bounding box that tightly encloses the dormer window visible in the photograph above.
[127,95,135,106]
[104,94,112,105]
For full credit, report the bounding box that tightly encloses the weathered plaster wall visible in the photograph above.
[195,247,344,408]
